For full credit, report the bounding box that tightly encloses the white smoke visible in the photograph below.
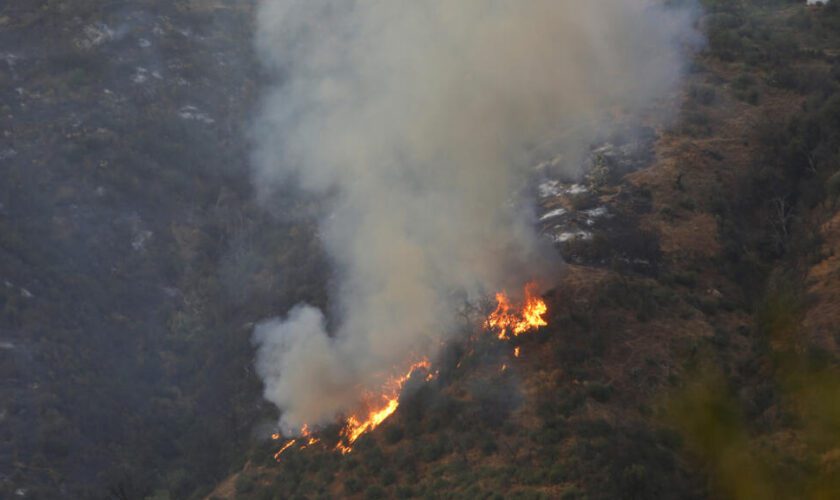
[251,0,699,434]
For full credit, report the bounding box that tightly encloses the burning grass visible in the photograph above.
[271,282,549,459]
[485,282,548,340]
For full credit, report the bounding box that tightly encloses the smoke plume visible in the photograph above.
[251,0,698,434]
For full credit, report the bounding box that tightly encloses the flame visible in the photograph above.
[485,282,548,339]
[335,359,432,454]
[272,424,322,461]
[300,436,320,449]
[268,283,547,461]
[273,439,297,461]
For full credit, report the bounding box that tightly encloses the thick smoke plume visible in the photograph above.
[251,0,697,434]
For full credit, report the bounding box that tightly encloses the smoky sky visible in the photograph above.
[251,0,699,434]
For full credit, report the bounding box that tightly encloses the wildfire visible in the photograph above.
[335,359,431,454]
[485,282,548,339]
[300,436,320,449]
[273,439,297,461]
[270,283,548,461]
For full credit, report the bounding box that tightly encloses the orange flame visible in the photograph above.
[300,436,320,449]
[335,359,432,454]
[273,439,296,461]
[269,283,547,461]
[485,282,547,339]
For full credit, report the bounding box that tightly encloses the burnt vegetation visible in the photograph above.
[2,1,840,499]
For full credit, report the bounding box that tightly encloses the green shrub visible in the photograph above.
[364,485,386,500]
[549,464,567,484]
[395,485,414,498]
[383,424,404,444]
[481,436,498,455]
[586,382,614,403]
[344,476,363,495]
[381,469,397,486]
[620,464,653,499]
[827,170,840,202]
[670,271,698,288]
[561,486,585,500]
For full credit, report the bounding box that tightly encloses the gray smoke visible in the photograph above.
[251,0,698,434]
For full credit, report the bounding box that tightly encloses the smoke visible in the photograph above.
[251,0,699,434]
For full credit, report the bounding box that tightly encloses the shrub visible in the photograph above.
[561,486,585,500]
[344,476,363,495]
[383,424,404,444]
[549,464,567,484]
[827,170,840,203]
[669,271,698,288]
[586,382,614,403]
[381,469,397,486]
[395,485,414,498]
[421,437,447,462]
[688,84,717,105]
[684,109,712,135]
[364,485,386,500]
[480,436,498,455]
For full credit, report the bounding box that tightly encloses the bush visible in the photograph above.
[481,436,498,455]
[587,382,614,403]
[421,436,448,462]
[395,485,414,498]
[381,469,397,486]
[561,486,585,500]
[827,170,840,203]
[383,424,404,444]
[549,464,567,484]
[620,464,653,499]
[344,476,363,495]
[689,84,717,106]
[669,271,698,288]
[364,485,387,499]
[681,110,712,136]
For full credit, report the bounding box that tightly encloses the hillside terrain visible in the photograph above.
[2,1,840,499]
[1,1,324,498]
[209,2,840,499]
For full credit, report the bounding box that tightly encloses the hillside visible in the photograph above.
[0,1,320,498]
[2,1,840,499]
[210,2,840,499]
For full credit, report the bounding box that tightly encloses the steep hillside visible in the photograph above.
[210,2,840,499]
[2,1,839,500]
[0,2,306,498]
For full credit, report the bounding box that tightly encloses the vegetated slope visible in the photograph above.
[1,0,838,499]
[211,2,840,499]
[0,2,327,499]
